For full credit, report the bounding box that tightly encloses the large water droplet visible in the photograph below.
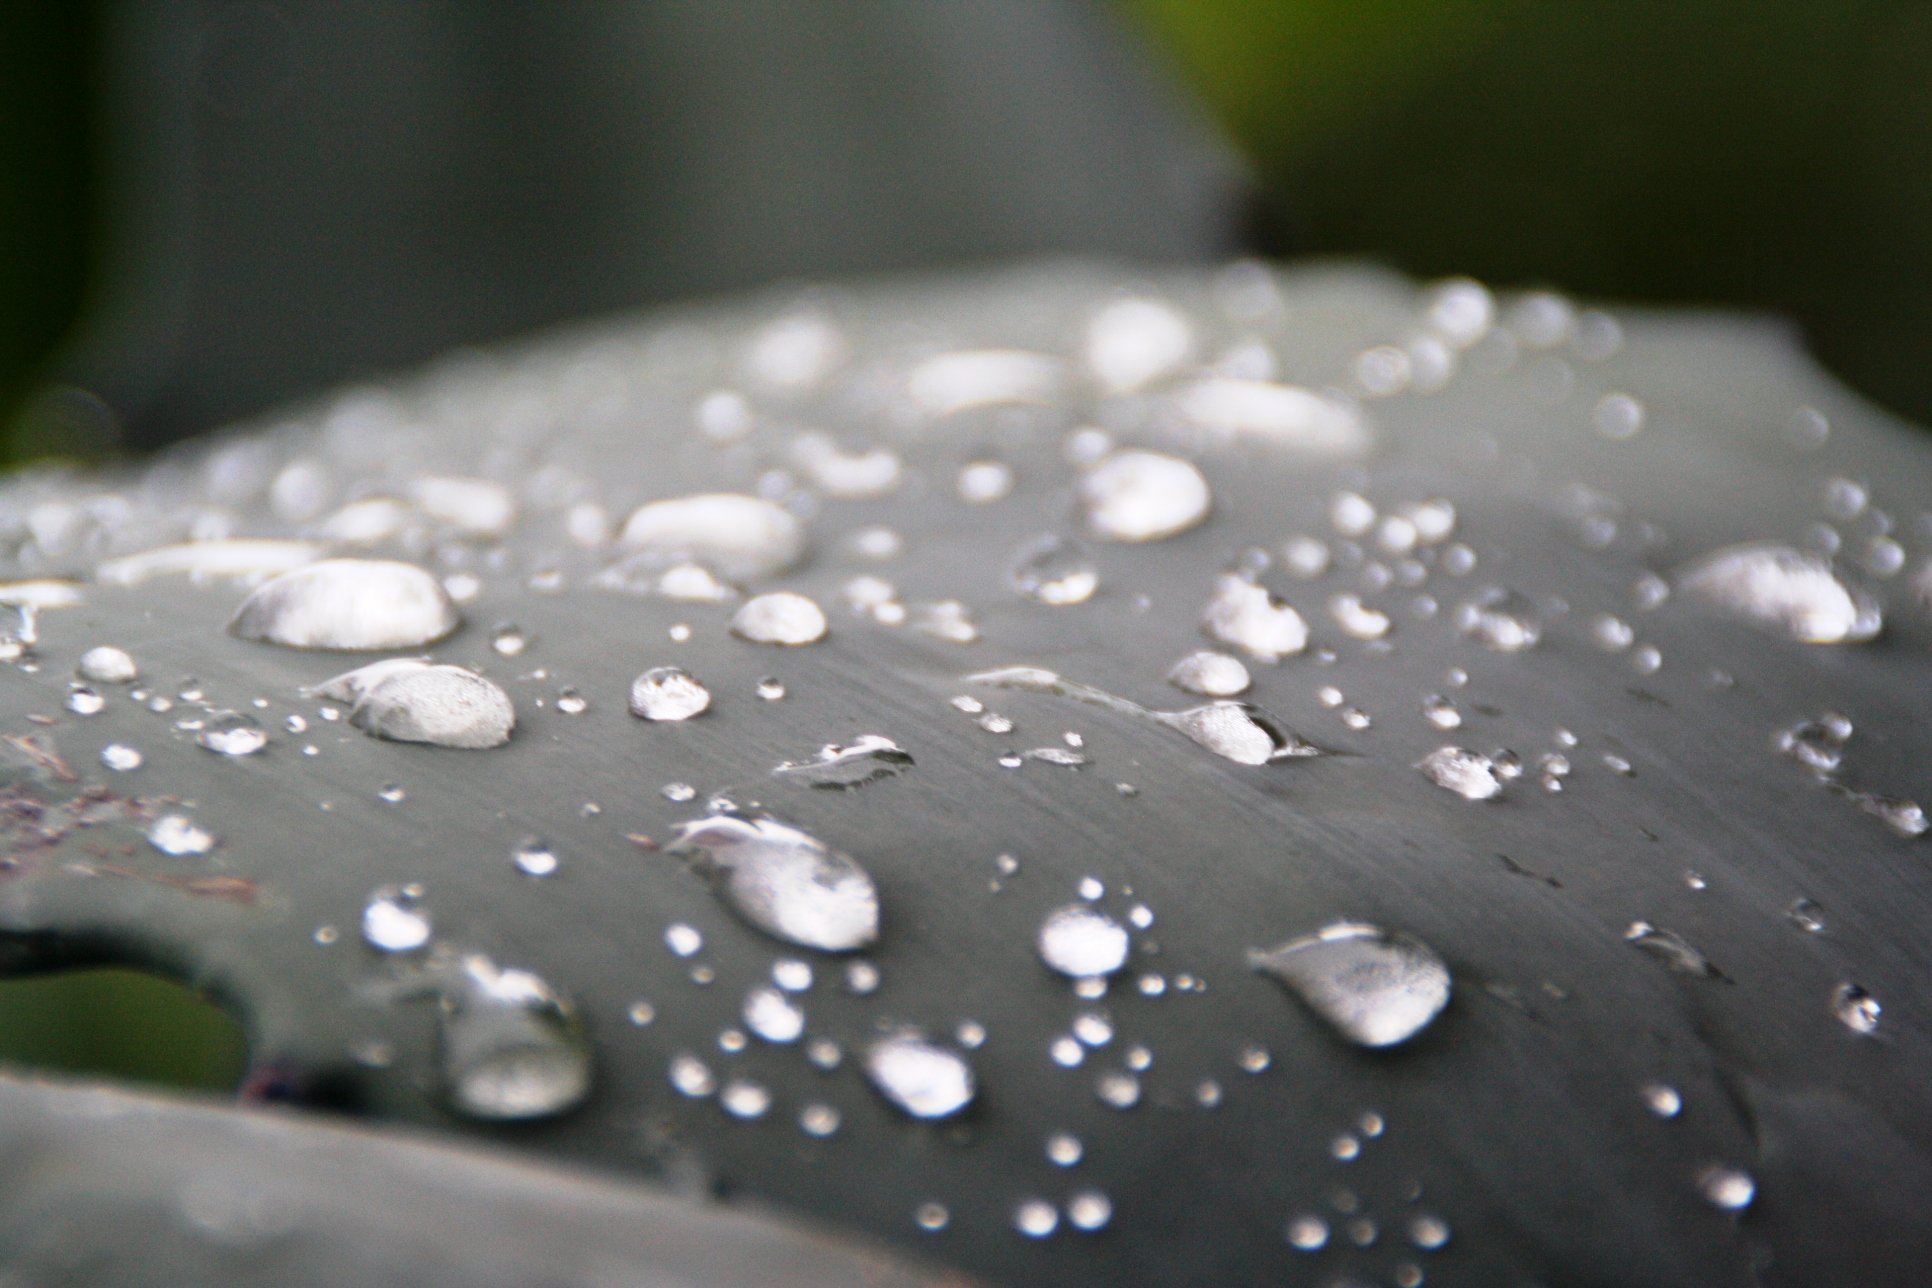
[1078,450,1211,543]
[629,666,712,721]
[863,1031,975,1119]
[1167,650,1250,697]
[361,884,431,952]
[1455,588,1542,652]
[148,813,215,856]
[1038,904,1131,978]
[1202,575,1308,661]
[1249,923,1451,1047]
[731,592,828,645]
[229,559,460,650]
[437,954,591,1121]
[76,646,138,685]
[667,812,879,952]
[1678,543,1881,643]
[314,658,514,749]
[742,984,806,1043]
[1416,746,1506,800]
[618,494,806,580]
[1010,535,1099,605]
[1175,378,1370,454]
[774,735,912,788]
[98,539,326,588]
[196,711,268,756]
[1158,702,1320,765]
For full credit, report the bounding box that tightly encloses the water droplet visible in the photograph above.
[617,494,806,580]
[1014,1199,1059,1239]
[1021,746,1086,767]
[719,1076,773,1120]
[1249,923,1451,1047]
[1010,535,1099,605]
[361,884,431,952]
[774,735,913,788]
[1832,982,1880,1034]
[553,686,588,715]
[661,782,697,803]
[629,666,712,721]
[1641,1082,1682,1118]
[909,599,978,643]
[731,592,828,645]
[1177,379,1371,453]
[1079,450,1211,543]
[196,711,268,756]
[435,954,589,1121]
[229,559,459,650]
[1787,898,1825,933]
[798,1101,840,1137]
[1169,702,1320,765]
[1238,1043,1271,1073]
[1455,588,1542,651]
[743,984,805,1043]
[844,960,880,994]
[314,659,514,749]
[1696,1166,1755,1212]
[100,742,142,771]
[1421,694,1462,730]
[1202,575,1308,661]
[664,923,703,957]
[790,432,902,499]
[668,812,878,952]
[863,1031,975,1119]
[148,814,215,856]
[627,1001,656,1027]
[1416,746,1504,800]
[1329,593,1391,640]
[957,459,1015,505]
[1095,1071,1141,1109]
[669,1052,716,1098]
[489,623,528,657]
[1038,904,1131,979]
[1047,1131,1084,1166]
[1774,712,1851,773]
[1167,650,1250,697]
[1087,297,1192,392]
[1844,789,1929,838]
[511,837,558,877]
[62,685,104,716]
[1285,1215,1330,1251]
[914,1202,950,1232]
[98,538,327,588]
[1678,543,1880,643]
[1066,1190,1113,1232]
[1624,922,1719,976]
[1408,1214,1451,1252]
[76,646,137,685]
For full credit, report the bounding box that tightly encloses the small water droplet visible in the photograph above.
[1249,923,1451,1047]
[1167,651,1250,697]
[1329,593,1391,640]
[798,1101,840,1137]
[1066,1190,1113,1232]
[100,742,142,771]
[1079,450,1211,543]
[1013,1198,1059,1239]
[1774,713,1850,773]
[1047,1131,1084,1166]
[437,954,591,1121]
[76,646,138,685]
[731,592,828,645]
[1455,588,1542,652]
[915,1202,950,1232]
[1832,982,1880,1034]
[361,884,431,952]
[1285,1215,1330,1251]
[629,666,711,721]
[1416,746,1504,800]
[618,494,806,580]
[719,1076,773,1120]
[957,459,1016,504]
[1010,535,1099,605]
[756,677,786,701]
[229,559,460,650]
[1641,1082,1682,1118]
[1786,897,1825,933]
[148,813,215,856]
[1095,1071,1141,1109]
[665,923,703,957]
[669,1052,716,1098]
[774,734,912,788]
[1038,904,1131,979]
[511,837,558,877]
[489,623,528,657]
[668,812,878,952]
[1678,543,1880,643]
[1202,575,1308,661]
[196,711,268,756]
[743,984,805,1043]
[64,685,104,716]
[864,1031,975,1119]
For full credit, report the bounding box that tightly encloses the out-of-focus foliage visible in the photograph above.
[1126,0,1932,424]
[0,968,245,1092]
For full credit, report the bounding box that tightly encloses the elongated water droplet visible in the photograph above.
[1624,921,1719,976]
[437,954,590,1121]
[731,592,828,645]
[864,1031,975,1119]
[98,539,326,588]
[149,813,215,856]
[618,494,806,580]
[1038,904,1131,979]
[1678,543,1881,643]
[1417,746,1505,800]
[774,735,912,788]
[229,559,459,650]
[1455,588,1542,652]
[1158,702,1319,765]
[315,658,514,749]
[1087,297,1192,392]
[1010,535,1099,605]
[1079,450,1210,543]
[629,666,711,721]
[361,884,431,952]
[1167,650,1250,697]
[1842,788,1929,838]
[1249,923,1451,1047]
[1202,575,1308,661]
[197,711,268,756]
[77,646,137,685]
[668,812,878,952]
[906,349,1066,416]
[743,984,805,1043]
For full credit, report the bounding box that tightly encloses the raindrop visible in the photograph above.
[1416,746,1505,801]
[1047,1132,1084,1166]
[618,494,806,580]
[512,837,558,877]
[64,686,104,716]
[863,1032,975,1119]
[1832,982,1880,1034]
[1066,1190,1113,1232]
[1641,1082,1683,1118]
[148,814,215,856]
[1455,588,1542,652]
[196,711,268,756]
[668,812,879,952]
[1202,575,1308,661]
[1249,923,1452,1047]
[629,667,711,721]
[1038,904,1132,979]
[774,735,913,788]
[1624,922,1719,977]
[1167,650,1250,697]
[1678,543,1880,643]
[1010,535,1100,605]
[314,659,514,749]
[669,1053,716,1098]
[731,592,828,645]
[437,954,591,1121]
[229,559,459,650]
[1014,1199,1059,1239]
[1285,1215,1330,1251]
[719,1077,773,1120]
[100,742,142,771]
[1078,450,1211,543]
[1696,1166,1755,1212]
[361,885,431,952]
[743,984,805,1043]
[489,623,528,657]
[77,646,137,685]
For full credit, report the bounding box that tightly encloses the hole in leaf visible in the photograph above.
[0,967,247,1093]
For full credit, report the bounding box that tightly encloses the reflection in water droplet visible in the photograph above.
[743,984,805,1043]
[1202,575,1308,662]
[864,1032,975,1119]
[437,954,591,1121]
[315,659,514,749]
[1079,450,1211,543]
[229,559,460,650]
[1624,922,1719,976]
[149,814,215,856]
[197,711,268,756]
[1038,904,1131,979]
[1678,543,1881,643]
[1249,923,1451,1047]
[1696,1166,1755,1211]
[774,735,913,788]
[1455,588,1542,652]
[731,592,828,645]
[1167,651,1250,697]
[1832,982,1880,1034]
[361,885,431,952]
[1416,746,1504,800]
[101,742,142,771]
[77,646,138,685]
[668,812,878,952]
[629,666,712,721]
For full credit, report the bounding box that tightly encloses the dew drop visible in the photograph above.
[148,813,215,856]
[1678,543,1880,643]
[196,711,268,756]
[511,837,558,877]
[1832,982,1880,1034]
[314,659,514,749]
[1455,588,1542,651]
[1010,535,1100,605]
[1416,746,1504,801]
[1249,923,1451,1047]
[489,623,528,657]
[437,954,591,1121]
[799,1102,840,1137]
[77,646,138,685]
[1079,450,1211,543]
[863,1032,975,1119]
[1167,650,1250,697]
[1087,297,1192,392]
[1038,904,1131,979]
[731,592,828,645]
[665,923,703,957]
[1202,575,1308,661]
[617,494,806,580]
[361,884,431,952]
[668,812,878,952]
[229,559,459,650]
[743,984,806,1043]
[1095,1071,1141,1109]
[554,686,588,715]
[100,742,142,772]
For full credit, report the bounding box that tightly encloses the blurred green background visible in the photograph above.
[0,0,1927,1089]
